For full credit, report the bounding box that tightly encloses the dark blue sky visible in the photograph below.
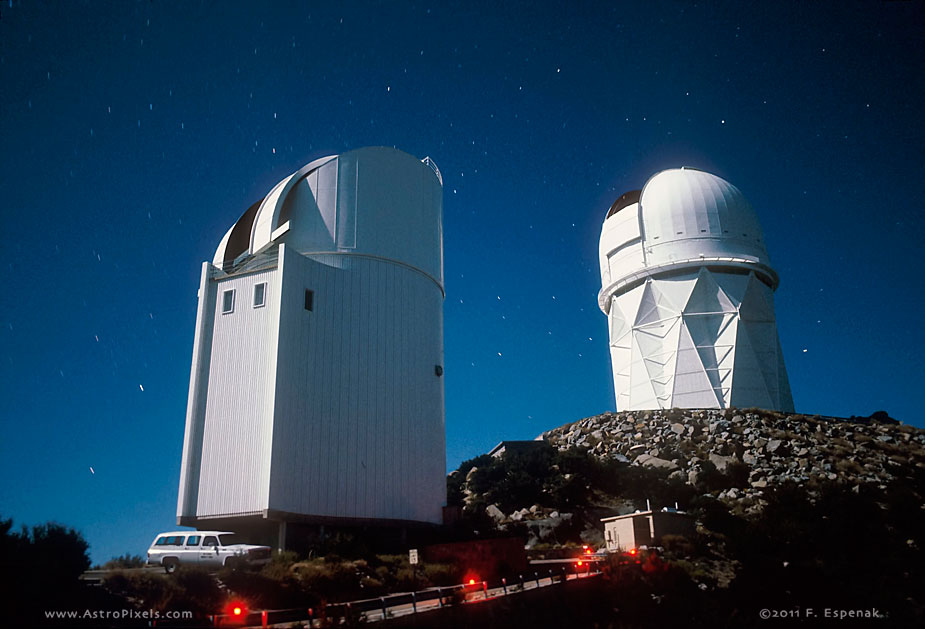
[1,1,922,564]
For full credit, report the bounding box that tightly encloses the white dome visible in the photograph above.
[598,168,779,315]
[212,147,444,289]
[640,169,769,267]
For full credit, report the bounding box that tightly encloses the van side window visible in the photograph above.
[202,536,218,547]
[186,535,201,546]
[155,537,169,546]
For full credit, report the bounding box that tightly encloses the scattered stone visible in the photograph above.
[709,453,736,472]
[635,454,679,471]
[511,508,530,521]
[498,407,923,518]
[485,504,505,522]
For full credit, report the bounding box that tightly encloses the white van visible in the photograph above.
[146,531,272,573]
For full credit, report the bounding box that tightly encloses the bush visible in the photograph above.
[661,534,695,556]
[0,515,91,622]
[221,563,309,608]
[102,553,146,570]
[104,567,223,615]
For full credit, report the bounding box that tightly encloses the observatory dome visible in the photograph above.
[640,169,770,269]
[212,147,443,290]
[599,168,779,313]
[597,167,793,412]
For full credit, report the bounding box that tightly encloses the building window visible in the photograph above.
[253,283,266,308]
[222,289,235,314]
[304,289,314,311]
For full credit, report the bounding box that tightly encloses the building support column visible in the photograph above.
[278,520,287,553]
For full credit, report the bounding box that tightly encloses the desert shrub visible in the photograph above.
[834,458,863,475]
[1,515,91,622]
[104,567,222,615]
[102,553,146,570]
[723,461,751,489]
[260,549,301,580]
[661,534,695,556]
[671,558,711,583]
[420,562,462,586]
[221,563,308,608]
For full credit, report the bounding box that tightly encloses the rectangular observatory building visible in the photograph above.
[177,147,446,542]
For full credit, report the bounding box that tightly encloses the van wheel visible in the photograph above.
[164,558,179,574]
[224,557,239,569]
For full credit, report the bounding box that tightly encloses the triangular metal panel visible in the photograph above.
[614,283,647,330]
[776,337,795,412]
[741,320,780,399]
[656,276,697,314]
[714,272,750,308]
[629,338,658,409]
[739,273,775,323]
[635,281,676,326]
[609,307,631,346]
[673,322,719,404]
[684,268,736,314]
[729,320,773,409]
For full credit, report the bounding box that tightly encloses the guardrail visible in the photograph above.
[202,565,601,627]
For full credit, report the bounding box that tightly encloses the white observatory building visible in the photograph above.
[177,147,446,545]
[598,168,794,412]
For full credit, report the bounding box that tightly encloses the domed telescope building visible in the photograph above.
[177,147,446,548]
[598,168,794,412]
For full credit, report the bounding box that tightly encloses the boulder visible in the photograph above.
[635,454,679,472]
[485,504,505,523]
[709,453,736,472]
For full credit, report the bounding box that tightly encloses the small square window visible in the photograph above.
[253,283,266,308]
[222,289,235,314]
[304,289,314,311]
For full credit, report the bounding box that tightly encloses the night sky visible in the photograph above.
[1,1,922,564]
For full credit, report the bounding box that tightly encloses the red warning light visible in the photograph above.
[577,560,583,566]
[469,578,476,585]
[629,548,637,555]
[585,548,592,554]
[226,600,248,620]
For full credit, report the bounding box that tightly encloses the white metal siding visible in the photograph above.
[182,147,446,527]
[267,246,445,523]
[194,268,278,516]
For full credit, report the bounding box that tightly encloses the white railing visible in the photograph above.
[422,156,443,186]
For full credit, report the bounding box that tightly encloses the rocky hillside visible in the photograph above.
[449,408,924,547]
[448,410,924,622]
[541,408,925,514]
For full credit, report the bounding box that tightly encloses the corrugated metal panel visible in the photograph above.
[267,246,445,523]
[177,262,215,519]
[194,268,278,516]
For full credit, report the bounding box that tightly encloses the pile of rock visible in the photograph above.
[541,408,925,511]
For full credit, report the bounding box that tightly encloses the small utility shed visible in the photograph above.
[601,509,694,551]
